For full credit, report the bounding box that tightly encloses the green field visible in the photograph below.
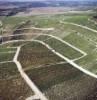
[0,52,15,62]
[18,41,64,69]
[0,46,16,52]
[0,62,19,79]
[57,18,97,74]
[0,75,34,100]
[1,12,97,100]
[1,13,97,76]
[25,63,82,91]
[63,15,97,30]
[36,35,83,60]
[0,57,34,100]
[25,63,97,100]
[1,12,97,78]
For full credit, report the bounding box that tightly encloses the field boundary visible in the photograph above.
[13,46,48,100]
[60,21,97,33]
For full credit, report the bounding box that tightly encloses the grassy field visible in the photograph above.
[36,35,83,59]
[63,15,97,30]
[1,13,97,75]
[18,41,64,69]
[64,32,96,53]
[62,24,97,74]
[0,47,16,52]
[0,41,35,99]
[0,75,34,100]
[2,16,31,29]
[25,63,97,100]
[1,12,97,100]
[25,63,82,91]
[0,52,15,62]
[0,62,19,79]
[0,56,34,100]
[58,22,97,42]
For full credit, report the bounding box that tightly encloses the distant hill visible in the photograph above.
[0,0,97,16]
[0,0,97,8]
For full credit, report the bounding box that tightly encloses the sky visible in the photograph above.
[0,0,97,2]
